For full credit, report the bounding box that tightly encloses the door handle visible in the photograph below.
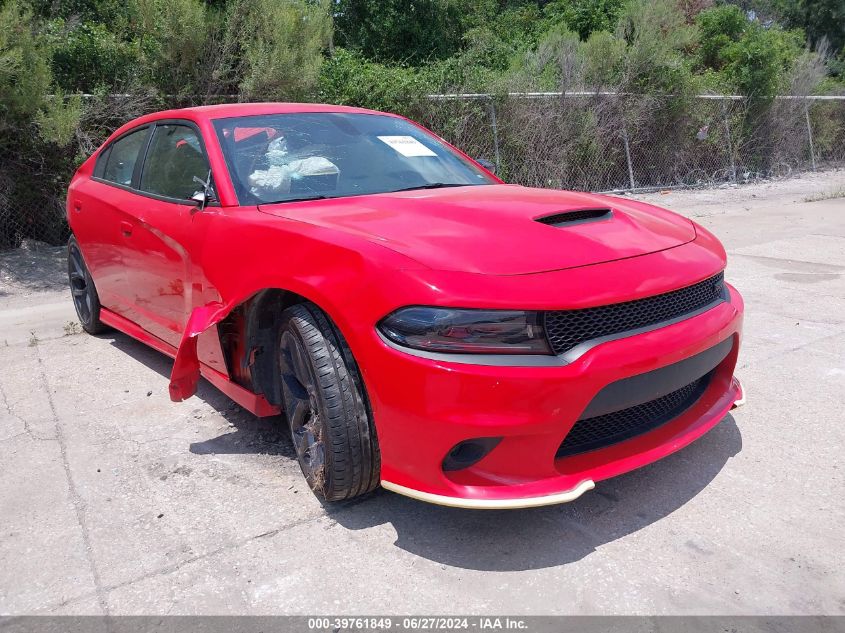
[120,221,134,237]
[73,201,82,213]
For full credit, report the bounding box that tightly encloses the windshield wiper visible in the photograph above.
[262,194,330,205]
[262,183,471,204]
[386,183,470,193]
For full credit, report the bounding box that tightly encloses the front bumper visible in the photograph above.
[369,284,744,509]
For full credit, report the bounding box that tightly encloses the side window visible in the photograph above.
[140,124,210,200]
[101,128,148,186]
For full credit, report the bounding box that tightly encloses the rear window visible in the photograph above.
[101,128,148,186]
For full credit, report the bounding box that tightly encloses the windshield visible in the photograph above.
[213,112,495,204]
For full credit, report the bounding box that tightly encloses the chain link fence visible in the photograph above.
[413,93,845,192]
[1,93,844,251]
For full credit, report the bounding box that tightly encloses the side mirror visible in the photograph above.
[190,190,209,207]
[476,158,496,175]
[191,170,213,211]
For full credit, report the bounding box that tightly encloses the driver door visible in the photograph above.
[121,121,212,348]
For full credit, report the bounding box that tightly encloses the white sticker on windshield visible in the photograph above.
[377,135,437,157]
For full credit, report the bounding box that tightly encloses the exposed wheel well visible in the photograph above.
[218,288,310,407]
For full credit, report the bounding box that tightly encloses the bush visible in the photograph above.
[544,0,625,41]
[0,0,81,249]
[581,30,626,89]
[135,0,209,97]
[0,0,53,121]
[26,0,135,27]
[696,4,747,70]
[696,5,804,98]
[226,0,331,101]
[49,21,141,92]
[318,48,431,115]
[334,0,464,64]
[616,0,698,95]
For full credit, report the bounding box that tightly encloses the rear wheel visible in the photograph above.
[277,303,380,501]
[67,236,108,334]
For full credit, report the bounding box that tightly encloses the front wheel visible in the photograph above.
[277,303,380,501]
[67,236,108,334]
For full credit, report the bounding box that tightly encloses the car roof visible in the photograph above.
[136,102,398,125]
[110,103,402,141]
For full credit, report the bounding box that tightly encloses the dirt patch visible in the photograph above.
[626,167,845,217]
[0,244,66,299]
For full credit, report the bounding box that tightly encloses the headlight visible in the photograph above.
[378,307,552,355]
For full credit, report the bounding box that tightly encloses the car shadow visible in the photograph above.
[105,331,296,459]
[105,329,742,572]
[324,414,742,571]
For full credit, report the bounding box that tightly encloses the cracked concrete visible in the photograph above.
[0,169,844,615]
[33,346,109,615]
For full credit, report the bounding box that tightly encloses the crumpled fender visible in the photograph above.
[169,301,233,402]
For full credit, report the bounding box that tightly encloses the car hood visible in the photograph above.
[258,184,696,275]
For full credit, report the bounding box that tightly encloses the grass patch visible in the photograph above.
[63,320,82,336]
[804,187,845,203]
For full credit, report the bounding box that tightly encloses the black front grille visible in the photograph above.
[544,272,725,356]
[556,373,711,458]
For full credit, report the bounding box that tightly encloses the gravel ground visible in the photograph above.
[0,170,843,616]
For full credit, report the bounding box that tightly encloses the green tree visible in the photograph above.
[788,0,844,53]
[616,0,698,94]
[48,21,141,92]
[334,0,465,63]
[135,0,209,97]
[223,0,332,100]
[25,0,136,28]
[1,0,52,123]
[581,29,626,88]
[1,0,81,249]
[544,0,625,41]
[0,0,80,143]
[752,0,845,55]
[318,48,431,114]
[696,4,746,69]
[696,5,804,98]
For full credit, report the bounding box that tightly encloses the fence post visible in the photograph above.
[487,97,502,174]
[804,101,817,172]
[621,124,636,190]
[722,101,737,183]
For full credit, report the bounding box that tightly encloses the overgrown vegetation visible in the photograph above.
[1,0,843,247]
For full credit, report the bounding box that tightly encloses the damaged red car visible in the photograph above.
[66,103,744,509]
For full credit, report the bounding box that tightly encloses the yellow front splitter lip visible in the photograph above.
[731,376,746,408]
[380,478,595,509]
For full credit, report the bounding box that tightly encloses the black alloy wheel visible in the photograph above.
[67,236,107,334]
[277,303,380,501]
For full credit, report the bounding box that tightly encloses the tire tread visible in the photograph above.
[281,303,380,501]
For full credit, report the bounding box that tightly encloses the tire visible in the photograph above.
[67,236,108,334]
[277,303,380,501]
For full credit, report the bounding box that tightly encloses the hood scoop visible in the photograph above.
[536,208,612,227]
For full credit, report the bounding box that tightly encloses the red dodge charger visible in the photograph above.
[66,103,744,509]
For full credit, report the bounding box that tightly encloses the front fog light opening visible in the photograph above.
[442,437,503,472]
